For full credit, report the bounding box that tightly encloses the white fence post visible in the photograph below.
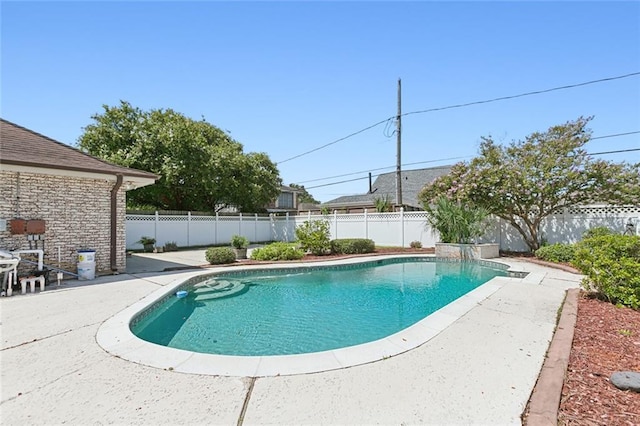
[270,213,275,241]
[254,213,258,243]
[333,210,338,239]
[239,212,243,235]
[364,209,368,240]
[215,212,219,245]
[286,212,290,242]
[187,211,191,247]
[154,211,159,242]
[400,207,405,248]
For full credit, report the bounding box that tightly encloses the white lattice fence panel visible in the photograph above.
[126,216,157,249]
[156,216,190,247]
[254,217,275,243]
[187,218,216,247]
[567,205,640,216]
[127,205,640,251]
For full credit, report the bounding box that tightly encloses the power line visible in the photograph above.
[402,72,640,118]
[306,175,371,190]
[277,71,640,164]
[591,131,640,140]
[304,146,639,191]
[298,155,469,184]
[298,131,638,185]
[589,148,640,156]
[277,118,393,164]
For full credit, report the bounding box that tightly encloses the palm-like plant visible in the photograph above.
[425,196,488,244]
[374,195,392,212]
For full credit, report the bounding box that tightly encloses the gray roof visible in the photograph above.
[324,165,452,208]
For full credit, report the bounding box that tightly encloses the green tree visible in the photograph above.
[419,117,640,252]
[78,101,282,212]
[288,183,320,204]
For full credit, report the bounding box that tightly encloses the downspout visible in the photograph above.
[110,174,123,272]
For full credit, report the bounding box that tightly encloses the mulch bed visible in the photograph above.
[558,294,640,425]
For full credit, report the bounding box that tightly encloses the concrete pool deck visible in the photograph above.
[0,254,581,425]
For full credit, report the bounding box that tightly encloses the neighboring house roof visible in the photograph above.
[279,185,301,193]
[0,118,157,188]
[324,165,452,209]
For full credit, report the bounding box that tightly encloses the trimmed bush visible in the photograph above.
[330,238,375,255]
[572,235,640,309]
[295,219,331,255]
[250,242,304,261]
[205,247,236,264]
[535,243,576,263]
[231,235,249,249]
[410,240,423,249]
[164,241,178,252]
[583,226,613,239]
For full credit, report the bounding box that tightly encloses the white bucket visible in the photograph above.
[77,261,96,280]
[78,250,96,263]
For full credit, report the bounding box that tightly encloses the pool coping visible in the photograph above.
[96,254,526,377]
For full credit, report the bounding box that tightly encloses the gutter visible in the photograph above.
[110,174,123,272]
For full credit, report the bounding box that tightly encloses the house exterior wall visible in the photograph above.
[0,170,126,275]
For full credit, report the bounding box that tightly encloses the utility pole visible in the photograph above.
[395,78,402,209]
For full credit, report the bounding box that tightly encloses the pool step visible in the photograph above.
[193,279,247,301]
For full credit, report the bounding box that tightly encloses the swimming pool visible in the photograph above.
[132,257,507,355]
[98,255,520,376]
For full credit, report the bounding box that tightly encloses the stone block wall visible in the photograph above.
[0,170,126,275]
[435,243,500,260]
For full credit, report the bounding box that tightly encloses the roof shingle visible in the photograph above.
[324,165,452,208]
[0,118,157,179]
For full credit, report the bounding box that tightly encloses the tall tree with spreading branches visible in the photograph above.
[288,183,320,204]
[419,117,640,251]
[78,101,281,212]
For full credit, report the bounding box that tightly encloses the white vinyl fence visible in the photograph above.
[126,205,640,251]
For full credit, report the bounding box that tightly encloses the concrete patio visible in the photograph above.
[0,253,581,425]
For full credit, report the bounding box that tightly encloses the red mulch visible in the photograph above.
[558,294,640,426]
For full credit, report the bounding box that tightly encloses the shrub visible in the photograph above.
[295,219,331,255]
[572,235,640,309]
[535,243,576,263]
[205,247,236,264]
[164,241,178,252]
[424,196,488,244]
[330,239,375,255]
[231,235,249,249]
[410,240,422,249]
[583,226,613,240]
[250,242,304,261]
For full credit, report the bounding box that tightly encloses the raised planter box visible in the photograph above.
[435,243,499,260]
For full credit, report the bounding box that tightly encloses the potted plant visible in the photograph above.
[230,235,249,259]
[425,197,498,259]
[137,236,156,253]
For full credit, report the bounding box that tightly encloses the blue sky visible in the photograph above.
[2,1,639,203]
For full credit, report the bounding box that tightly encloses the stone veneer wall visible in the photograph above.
[0,171,126,275]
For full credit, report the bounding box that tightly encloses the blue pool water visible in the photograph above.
[131,258,507,356]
